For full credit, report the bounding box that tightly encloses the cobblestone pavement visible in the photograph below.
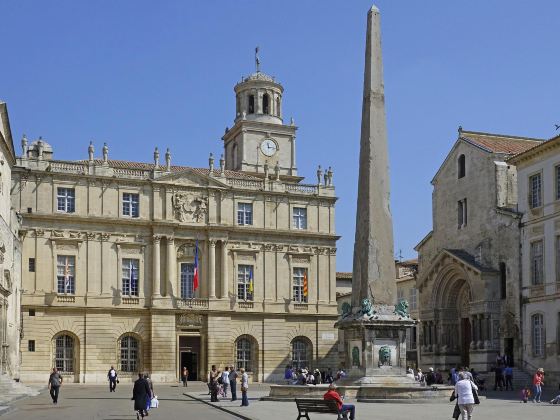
[2,382,559,420]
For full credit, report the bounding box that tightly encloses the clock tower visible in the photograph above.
[222,58,298,178]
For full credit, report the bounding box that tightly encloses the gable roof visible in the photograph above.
[75,159,261,180]
[459,130,543,155]
[506,134,560,166]
[431,129,544,184]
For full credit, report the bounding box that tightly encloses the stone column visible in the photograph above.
[220,240,228,299]
[152,236,161,298]
[167,237,175,297]
[208,240,216,298]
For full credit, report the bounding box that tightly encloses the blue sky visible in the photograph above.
[1,1,559,271]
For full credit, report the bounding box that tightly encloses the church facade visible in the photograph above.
[0,102,22,380]
[12,69,339,383]
[415,129,542,372]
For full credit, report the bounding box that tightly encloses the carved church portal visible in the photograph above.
[458,285,471,367]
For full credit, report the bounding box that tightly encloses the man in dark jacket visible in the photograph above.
[132,373,150,419]
[426,367,436,386]
[48,367,63,404]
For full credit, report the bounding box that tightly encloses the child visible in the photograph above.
[521,386,531,403]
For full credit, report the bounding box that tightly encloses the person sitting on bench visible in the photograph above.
[323,383,355,420]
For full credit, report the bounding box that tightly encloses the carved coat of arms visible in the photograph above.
[172,193,208,223]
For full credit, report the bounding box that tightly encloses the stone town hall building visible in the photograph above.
[12,69,339,383]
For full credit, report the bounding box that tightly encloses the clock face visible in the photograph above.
[260,139,277,157]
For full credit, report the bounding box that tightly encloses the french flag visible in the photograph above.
[193,239,199,292]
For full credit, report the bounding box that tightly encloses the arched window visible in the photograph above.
[54,334,74,373]
[458,154,466,178]
[236,95,241,116]
[120,335,139,372]
[236,337,252,372]
[276,97,281,117]
[248,95,255,114]
[291,338,311,369]
[532,313,545,357]
[263,93,270,114]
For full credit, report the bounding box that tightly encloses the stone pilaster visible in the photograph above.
[208,240,216,298]
[152,236,161,299]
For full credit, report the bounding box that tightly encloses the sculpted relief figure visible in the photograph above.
[172,193,209,223]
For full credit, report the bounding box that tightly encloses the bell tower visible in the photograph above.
[222,48,298,178]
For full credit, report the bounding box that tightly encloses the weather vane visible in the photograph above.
[255,46,261,73]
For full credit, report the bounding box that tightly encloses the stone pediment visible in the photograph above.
[156,168,228,188]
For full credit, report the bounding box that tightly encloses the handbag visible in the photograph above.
[449,391,456,402]
[472,387,480,405]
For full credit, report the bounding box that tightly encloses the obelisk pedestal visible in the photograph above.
[335,4,416,384]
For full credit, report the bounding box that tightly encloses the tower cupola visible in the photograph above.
[234,48,283,125]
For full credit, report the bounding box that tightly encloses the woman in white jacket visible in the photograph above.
[454,372,478,420]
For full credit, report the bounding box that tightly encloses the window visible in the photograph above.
[556,237,560,283]
[122,193,139,218]
[397,288,405,303]
[531,313,545,357]
[28,340,35,352]
[499,262,507,299]
[57,188,75,213]
[122,259,139,297]
[55,335,74,373]
[237,265,253,301]
[529,173,542,208]
[57,256,75,294]
[276,97,281,116]
[530,240,544,285]
[409,288,418,310]
[291,338,310,369]
[232,143,238,170]
[29,258,35,272]
[236,337,252,371]
[457,198,467,228]
[263,93,270,114]
[248,95,255,114]
[292,267,308,303]
[293,207,307,230]
[458,154,465,178]
[120,335,139,372]
[556,166,560,200]
[180,263,195,299]
[237,203,253,226]
[29,309,35,317]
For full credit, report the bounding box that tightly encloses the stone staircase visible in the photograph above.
[480,367,532,390]
[0,374,41,407]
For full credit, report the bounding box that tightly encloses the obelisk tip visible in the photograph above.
[369,4,380,13]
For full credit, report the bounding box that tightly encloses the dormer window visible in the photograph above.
[263,93,270,114]
[458,154,466,178]
[248,95,255,114]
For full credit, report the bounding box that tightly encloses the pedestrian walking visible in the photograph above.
[229,366,238,401]
[132,373,151,420]
[504,365,513,391]
[208,365,220,402]
[48,367,63,405]
[240,368,249,406]
[221,366,230,398]
[181,366,189,387]
[532,368,545,403]
[108,365,118,392]
[454,372,478,420]
[143,373,154,414]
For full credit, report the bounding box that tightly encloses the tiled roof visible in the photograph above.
[336,272,352,279]
[507,134,560,164]
[75,159,261,180]
[460,131,543,155]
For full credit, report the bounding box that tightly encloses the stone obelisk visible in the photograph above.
[351,4,396,310]
[336,5,414,383]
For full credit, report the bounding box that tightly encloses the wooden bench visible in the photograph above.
[295,398,349,420]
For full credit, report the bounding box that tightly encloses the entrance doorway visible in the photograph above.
[180,351,198,381]
[461,318,471,367]
[504,338,514,367]
[179,336,200,381]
